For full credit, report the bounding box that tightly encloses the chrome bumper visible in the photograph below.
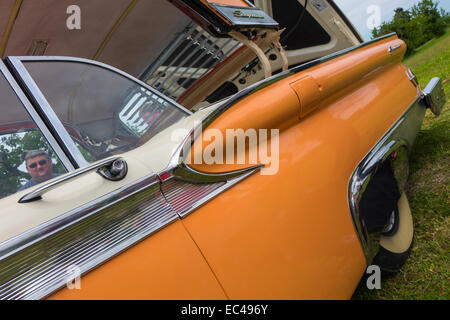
[423,77,446,116]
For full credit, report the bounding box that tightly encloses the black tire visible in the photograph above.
[372,192,414,275]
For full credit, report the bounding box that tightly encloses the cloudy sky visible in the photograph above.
[334,0,450,40]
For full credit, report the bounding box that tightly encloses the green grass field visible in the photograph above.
[353,30,450,300]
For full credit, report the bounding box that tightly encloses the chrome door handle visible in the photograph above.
[388,44,401,54]
[18,157,128,203]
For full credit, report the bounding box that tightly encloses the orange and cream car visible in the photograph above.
[0,0,445,299]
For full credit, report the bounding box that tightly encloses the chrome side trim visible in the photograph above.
[348,96,426,263]
[161,177,226,217]
[18,157,124,203]
[1,140,261,300]
[0,60,74,171]
[0,173,178,300]
[406,68,419,88]
[0,172,160,259]
[161,164,262,218]
[173,161,264,183]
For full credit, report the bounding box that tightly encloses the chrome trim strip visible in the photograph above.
[161,164,262,218]
[12,56,193,116]
[406,69,419,88]
[0,172,160,260]
[314,32,396,64]
[18,157,123,203]
[173,161,264,183]
[0,147,262,300]
[0,60,74,171]
[0,173,180,300]
[348,95,426,263]
[161,177,226,216]
[7,57,89,168]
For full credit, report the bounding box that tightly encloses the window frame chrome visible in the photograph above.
[6,56,193,169]
[11,56,193,115]
[0,60,74,171]
[7,57,89,168]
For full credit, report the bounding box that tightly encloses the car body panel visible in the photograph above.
[177,56,418,299]
[33,34,420,300]
[47,220,227,299]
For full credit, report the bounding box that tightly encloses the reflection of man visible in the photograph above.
[18,150,57,191]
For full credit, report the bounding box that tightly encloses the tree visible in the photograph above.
[371,0,448,56]
[411,0,446,39]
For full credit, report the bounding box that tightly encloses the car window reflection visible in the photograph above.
[0,73,66,199]
[23,61,188,164]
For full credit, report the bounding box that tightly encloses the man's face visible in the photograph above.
[26,155,53,182]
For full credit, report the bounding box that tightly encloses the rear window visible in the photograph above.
[22,60,189,164]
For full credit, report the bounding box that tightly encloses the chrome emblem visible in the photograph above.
[233,10,264,19]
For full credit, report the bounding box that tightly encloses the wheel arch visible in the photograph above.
[348,96,425,264]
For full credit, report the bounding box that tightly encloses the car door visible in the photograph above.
[0,57,226,299]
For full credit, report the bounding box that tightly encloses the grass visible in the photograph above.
[352,29,450,300]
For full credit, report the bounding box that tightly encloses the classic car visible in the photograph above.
[0,0,445,299]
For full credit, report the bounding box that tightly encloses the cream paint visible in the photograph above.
[126,102,223,173]
[0,99,221,245]
[0,156,150,244]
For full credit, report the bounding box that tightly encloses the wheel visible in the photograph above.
[372,192,414,275]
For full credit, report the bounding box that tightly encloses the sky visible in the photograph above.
[334,0,450,40]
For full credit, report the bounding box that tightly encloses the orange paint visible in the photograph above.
[48,221,227,299]
[180,47,416,298]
